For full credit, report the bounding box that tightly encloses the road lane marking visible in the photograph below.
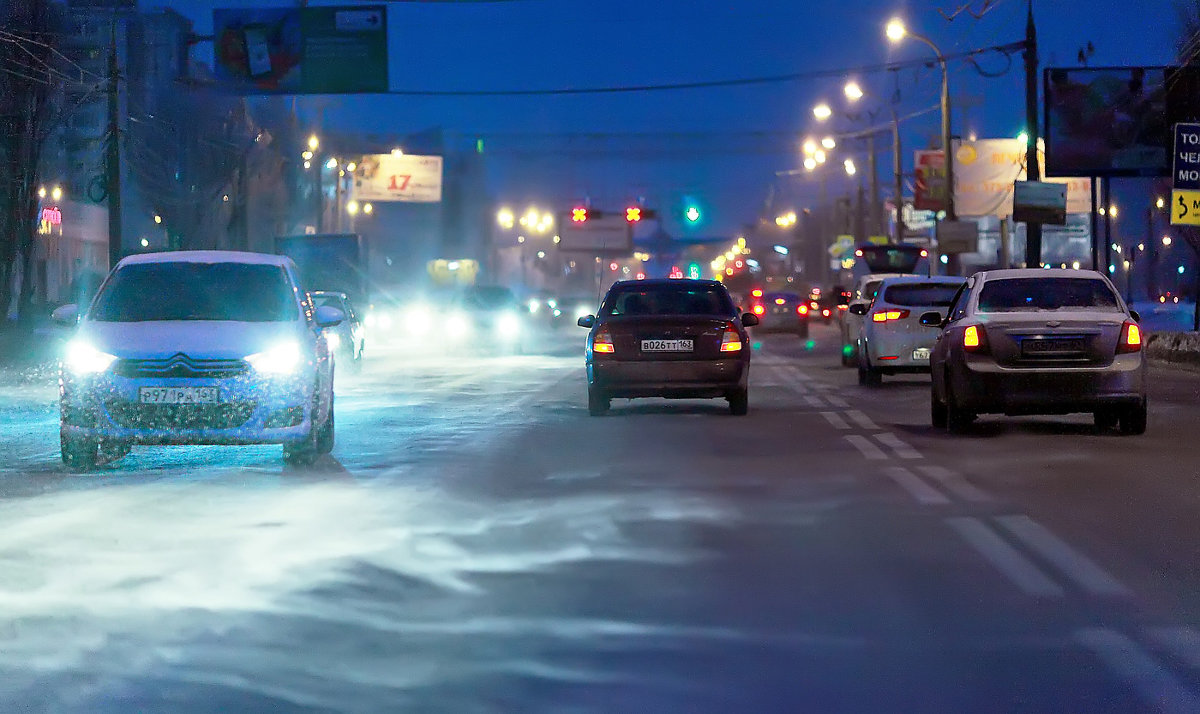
[874,432,921,460]
[993,515,1131,598]
[820,412,851,430]
[946,517,1064,597]
[824,395,850,408]
[844,435,888,460]
[883,467,950,505]
[1146,627,1200,670]
[844,410,878,430]
[1075,628,1200,714]
[917,465,992,502]
[804,395,826,408]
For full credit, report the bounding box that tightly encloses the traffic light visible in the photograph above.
[572,207,588,223]
[626,207,642,223]
[685,205,701,223]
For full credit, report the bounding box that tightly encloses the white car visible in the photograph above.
[837,273,907,366]
[850,275,965,386]
[54,251,342,470]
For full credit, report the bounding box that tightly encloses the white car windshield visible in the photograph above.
[90,263,298,322]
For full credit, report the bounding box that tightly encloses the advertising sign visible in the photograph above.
[913,150,947,211]
[936,220,980,255]
[557,214,633,254]
[1044,67,1169,177]
[353,154,443,203]
[1013,181,1068,225]
[943,139,1092,219]
[214,5,388,94]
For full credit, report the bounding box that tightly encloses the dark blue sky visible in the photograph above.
[179,0,1181,236]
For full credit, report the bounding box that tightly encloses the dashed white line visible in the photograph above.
[844,435,888,460]
[804,395,826,408]
[883,466,950,505]
[844,409,879,430]
[874,432,922,460]
[1146,626,1200,670]
[917,465,992,502]
[993,515,1131,598]
[1075,628,1200,714]
[820,411,851,430]
[946,517,1064,597]
[824,395,850,408]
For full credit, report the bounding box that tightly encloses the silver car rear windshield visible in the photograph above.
[977,278,1121,313]
[883,283,964,307]
[90,263,299,322]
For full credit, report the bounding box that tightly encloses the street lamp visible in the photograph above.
[844,158,857,176]
[886,17,955,221]
[802,138,818,155]
[803,157,818,171]
[363,203,373,215]
[821,136,837,150]
[497,207,515,229]
[813,103,833,121]
[51,186,62,201]
[347,200,360,216]
[844,81,864,102]
[308,135,319,151]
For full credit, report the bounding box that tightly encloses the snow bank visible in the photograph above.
[1146,331,1200,366]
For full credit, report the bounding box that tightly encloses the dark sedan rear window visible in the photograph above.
[603,286,735,317]
[977,278,1121,313]
[883,283,964,307]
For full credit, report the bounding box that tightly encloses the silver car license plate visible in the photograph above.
[912,347,931,361]
[138,387,219,404]
[642,339,693,352]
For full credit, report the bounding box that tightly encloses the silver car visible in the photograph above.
[850,276,965,386]
[837,273,907,366]
[925,269,1147,434]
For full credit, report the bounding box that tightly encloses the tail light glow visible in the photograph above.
[822,309,831,317]
[751,289,763,298]
[871,309,911,323]
[775,298,786,305]
[963,324,988,353]
[752,304,766,316]
[797,305,809,316]
[593,326,615,354]
[720,323,743,352]
[1117,321,1142,353]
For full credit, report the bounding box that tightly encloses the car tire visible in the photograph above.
[931,385,948,429]
[98,439,132,465]
[316,395,335,454]
[283,399,321,466]
[61,431,98,472]
[587,386,610,416]
[1118,401,1147,436]
[1093,409,1119,432]
[945,382,975,434]
[728,388,749,416]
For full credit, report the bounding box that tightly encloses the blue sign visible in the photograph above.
[1172,122,1200,190]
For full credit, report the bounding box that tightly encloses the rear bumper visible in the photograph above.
[864,331,938,371]
[588,358,748,398]
[950,354,1146,415]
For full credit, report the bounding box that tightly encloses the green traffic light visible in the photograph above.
[685,206,700,223]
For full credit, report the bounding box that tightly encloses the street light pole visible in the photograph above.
[892,107,904,244]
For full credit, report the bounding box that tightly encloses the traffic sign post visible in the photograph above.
[1172,123,1200,225]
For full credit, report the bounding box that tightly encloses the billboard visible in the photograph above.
[954,139,1092,218]
[913,150,947,211]
[1044,66,1170,177]
[557,214,633,254]
[214,5,388,94]
[353,154,443,203]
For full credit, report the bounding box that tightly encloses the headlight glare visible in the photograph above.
[246,341,303,374]
[65,340,117,375]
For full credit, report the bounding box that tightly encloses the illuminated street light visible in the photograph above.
[885,18,907,42]
[497,207,515,228]
[51,186,62,201]
[813,103,833,121]
[802,138,818,155]
[1164,235,1173,246]
[391,147,404,157]
[786,211,797,225]
[844,158,857,176]
[844,81,864,101]
[803,157,818,171]
[140,238,149,248]
[307,135,319,151]
[1109,205,1119,218]
[303,160,312,170]
[325,157,338,170]
[154,214,162,224]
[821,136,837,150]
[1017,131,1029,146]
[347,162,357,172]
[814,149,827,164]
[347,200,360,215]
[301,150,313,161]
[363,203,373,215]
[38,186,46,199]
[1156,196,1166,210]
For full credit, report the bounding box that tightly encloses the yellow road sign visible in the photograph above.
[1171,189,1200,225]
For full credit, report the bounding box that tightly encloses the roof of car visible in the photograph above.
[612,279,724,288]
[975,268,1106,281]
[117,250,292,267]
[876,275,965,286]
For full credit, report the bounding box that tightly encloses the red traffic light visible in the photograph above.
[572,207,588,223]
[626,207,642,223]
[609,261,619,271]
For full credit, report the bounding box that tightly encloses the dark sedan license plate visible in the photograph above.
[1022,337,1085,355]
[642,339,693,353]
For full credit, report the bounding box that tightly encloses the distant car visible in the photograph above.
[54,251,342,470]
[838,273,907,367]
[445,285,526,354]
[925,269,1147,434]
[549,295,599,329]
[578,279,759,416]
[754,292,810,337]
[311,291,365,372]
[850,276,965,386]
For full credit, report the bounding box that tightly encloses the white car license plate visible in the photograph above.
[642,339,693,352]
[138,387,219,405]
[912,348,932,361]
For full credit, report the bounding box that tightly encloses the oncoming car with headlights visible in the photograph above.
[445,285,526,353]
[55,251,341,470]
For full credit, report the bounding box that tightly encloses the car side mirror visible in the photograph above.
[848,303,868,316]
[1129,309,1141,323]
[741,312,760,327]
[314,305,345,329]
[919,311,946,328]
[51,304,79,326]
[577,315,595,329]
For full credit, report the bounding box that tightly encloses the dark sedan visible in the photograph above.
[577,279,759,416]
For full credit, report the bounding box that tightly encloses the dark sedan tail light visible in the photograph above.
[1117,321,1142,354]
[720,323,743,352]
[797,304,809,316]
[963,324,990,354]
[593,326,615,354]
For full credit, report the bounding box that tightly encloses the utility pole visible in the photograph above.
[867,132,880,237]
[105,21,122,267]
[1023,0,1043,266]
[892,107,904,244]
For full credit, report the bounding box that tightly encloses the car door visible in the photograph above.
[931,280,972,391]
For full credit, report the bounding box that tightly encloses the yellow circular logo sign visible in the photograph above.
[957,145,978,165]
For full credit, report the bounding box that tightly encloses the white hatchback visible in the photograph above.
[850,275,965,386]
[55,251,342,470]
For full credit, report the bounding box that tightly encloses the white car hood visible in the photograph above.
[77,320,306,360]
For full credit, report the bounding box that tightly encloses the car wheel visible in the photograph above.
[931,385,948,429]
[1118,401,1147,436]
[1093,409,1119,432]
[98,439,131,465]
[283,400,320,466]
[316,395,335,454]
[728,388,749,416]
[945,382,975,434]
[587,386,610,416]
[61,431,98,472]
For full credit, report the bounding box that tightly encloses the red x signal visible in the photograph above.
[626,207,642,223]
[572,207,588,223]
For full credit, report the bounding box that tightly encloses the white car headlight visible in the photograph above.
[64,340,117,375]
[528,299,540,314]
[246,341,303,374]
[324,332,342,351]
[574,305,591,319]
[496,312,521,337]
[447,312,472,339]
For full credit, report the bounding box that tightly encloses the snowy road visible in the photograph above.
[1,326,1199,712]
